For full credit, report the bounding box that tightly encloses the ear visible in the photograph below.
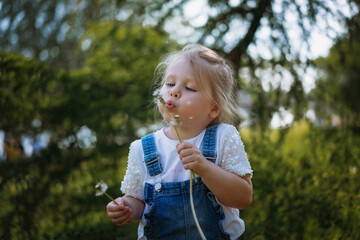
[209,104,221,119]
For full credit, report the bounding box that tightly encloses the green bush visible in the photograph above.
[240,121,360,240]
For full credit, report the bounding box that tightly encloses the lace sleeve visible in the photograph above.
[120,141,144,200]
[219,125,253,177]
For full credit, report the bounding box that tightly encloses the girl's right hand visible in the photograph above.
[106,197,133,226]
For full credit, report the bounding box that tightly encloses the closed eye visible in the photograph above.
[186,87,196,92]
[166,83,175,87]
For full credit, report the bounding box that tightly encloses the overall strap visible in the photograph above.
[201,124,218,163]
[141,133,163,177]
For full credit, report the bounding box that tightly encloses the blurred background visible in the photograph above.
[0,0,359,239]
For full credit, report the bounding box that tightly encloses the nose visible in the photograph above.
[170,87,181,98]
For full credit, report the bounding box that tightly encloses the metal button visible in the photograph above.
[155,182,162,192]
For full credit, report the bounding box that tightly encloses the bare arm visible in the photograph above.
[177,142,253,209]
[200,162,252,209]
[106,196,145,226]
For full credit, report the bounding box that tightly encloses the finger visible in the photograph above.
[182,160,196,171]
[109,208,131,224]
[181,153,198,165]
[107,207,129,219]
[107,197,124,211]
[177,144,199,156]
[114,197,125,206]
[114,209,133,226]
[178,148,194,160]
[176,142,192,153]
[180,148,203,161]
[182,153,208,170]
[116,212,132,226]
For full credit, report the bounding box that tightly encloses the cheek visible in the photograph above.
[159,86,168,96]
[158,102,169,119]
[157,101,164,114]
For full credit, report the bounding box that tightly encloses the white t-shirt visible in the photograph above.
[121,123,253,240]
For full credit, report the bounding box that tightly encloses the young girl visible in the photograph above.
[107,44,253,240]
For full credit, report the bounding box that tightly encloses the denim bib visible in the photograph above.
[141,124,230,240]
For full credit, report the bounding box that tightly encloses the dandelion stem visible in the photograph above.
[175,115,183,142]
[190,172,207,240]
[104,192,119,205]
[175,115,197,182]
[174,127,182,144]
[159,97,173,122]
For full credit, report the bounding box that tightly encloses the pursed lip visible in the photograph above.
[166,100,176,110]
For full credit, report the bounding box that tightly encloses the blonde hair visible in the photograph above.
[154,44,239,124]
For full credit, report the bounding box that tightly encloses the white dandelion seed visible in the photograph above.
[175,115,182,125]
[95,180,119,205]
[95,180,108,196]
[188,116,193,120]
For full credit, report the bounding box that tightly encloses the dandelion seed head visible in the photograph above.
[175,115,182,125]
[95,180,108,196]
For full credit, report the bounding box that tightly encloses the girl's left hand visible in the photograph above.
[176,142,210,175]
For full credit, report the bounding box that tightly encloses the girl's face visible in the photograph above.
[158,57,220,133]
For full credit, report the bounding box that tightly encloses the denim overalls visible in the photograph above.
[141,124,230,240]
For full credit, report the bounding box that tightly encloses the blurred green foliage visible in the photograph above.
[310,13,360,130]
[240,122,360,239]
